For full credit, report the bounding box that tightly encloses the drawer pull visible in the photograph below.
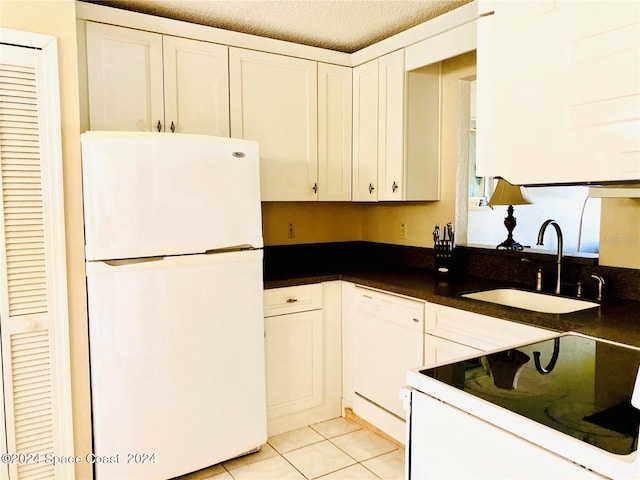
[412,318,420,323]
[286,298,298,303]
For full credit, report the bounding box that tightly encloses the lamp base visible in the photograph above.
[496,238,524,251]
[496,204,524,251]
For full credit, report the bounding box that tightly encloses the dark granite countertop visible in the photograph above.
[264,267,640,348]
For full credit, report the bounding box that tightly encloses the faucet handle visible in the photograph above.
[590,274,605,301]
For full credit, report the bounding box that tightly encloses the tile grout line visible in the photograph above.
[279,424,361,480]
[279,451,313,480]
[198,419,403,480]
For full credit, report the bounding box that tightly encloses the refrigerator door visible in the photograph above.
[81,131,263,261]
[86,249,267,480]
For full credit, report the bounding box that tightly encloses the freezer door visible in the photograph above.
[86,249,267,480]
[81,131,263,261]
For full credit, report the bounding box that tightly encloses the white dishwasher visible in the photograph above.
[353,287,424,422]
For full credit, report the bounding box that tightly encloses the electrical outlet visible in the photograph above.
[400,223,407,240]
[287,221,295,239]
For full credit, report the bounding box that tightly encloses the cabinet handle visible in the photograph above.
[392,181,398,193]
[170,121,175,133]
[369,183,375,194]
[156,120,162,132]
[312,183,318,194]
[286,298,298,303]
[412,318,420,323]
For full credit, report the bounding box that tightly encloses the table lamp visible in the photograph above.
[488,178,532,250]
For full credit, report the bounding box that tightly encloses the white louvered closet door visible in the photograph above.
[0,38,74,480]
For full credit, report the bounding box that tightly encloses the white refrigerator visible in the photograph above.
[81,131,267,479]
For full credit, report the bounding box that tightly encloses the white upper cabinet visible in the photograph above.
[377,50,406,201]
[80,2,462,202]
[86,22,230,136]
[230,48,318,201]
[476,1,640,184]
[318,64,352,201]
[352,58,380,201]
[352,51,406,202]
[162,36,230,136]
[86,22,164,132]
[353,50,441,202]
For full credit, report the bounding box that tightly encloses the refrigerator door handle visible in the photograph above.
[103,256,165,267]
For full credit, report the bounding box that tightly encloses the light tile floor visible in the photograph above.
[177,418,405,480]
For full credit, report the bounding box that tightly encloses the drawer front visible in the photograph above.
[264,284,323,317]
[426,303,555,351]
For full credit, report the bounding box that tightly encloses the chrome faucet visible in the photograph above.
[591,274,605,301]
[537,220,563,295]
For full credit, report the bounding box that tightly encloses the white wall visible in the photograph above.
[468,186,602,254]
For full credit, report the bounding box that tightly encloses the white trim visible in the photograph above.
[75,1,351,66]
[0,28,56,49]
[404,20,477,71]
[0,28,76,480]
[75,0,478,68]
[351,1,478,66]
[37,37,76,480]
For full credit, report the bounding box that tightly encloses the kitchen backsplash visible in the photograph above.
[264,241,640,302]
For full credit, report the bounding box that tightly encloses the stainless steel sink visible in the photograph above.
[461,288,600,314]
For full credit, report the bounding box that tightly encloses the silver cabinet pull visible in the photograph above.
[170,121,175,133]
[156,120,162,132]
[286,298,298,304]
[369,183,375,194]
[392,181,398,193]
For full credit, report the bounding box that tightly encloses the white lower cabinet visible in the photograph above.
[263,282,341,436]
[267,281,557,444]
[425,302,556,358]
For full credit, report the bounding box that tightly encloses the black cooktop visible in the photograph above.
[421,334,640,455]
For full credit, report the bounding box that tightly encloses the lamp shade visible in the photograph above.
[488,178,533,206]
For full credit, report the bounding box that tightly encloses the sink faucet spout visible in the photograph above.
[537,219,563,295]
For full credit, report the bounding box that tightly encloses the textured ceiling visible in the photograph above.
[81,0,473,53]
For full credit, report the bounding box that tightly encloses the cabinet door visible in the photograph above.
[86,22,164,132]
[377,50,405,201]
[352,59,379,201]
[318,63,352,201]
[230,48,318,201]
[424,334,482,367]
[162,36,229,136]
[426,303,555,351]
[264,310,323,419]
[478,1,640,183]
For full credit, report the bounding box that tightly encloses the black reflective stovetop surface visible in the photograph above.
[421,334,640,455]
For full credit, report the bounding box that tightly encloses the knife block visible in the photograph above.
[434,239,454,275]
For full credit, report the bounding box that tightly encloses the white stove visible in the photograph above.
[405,333,640,479]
